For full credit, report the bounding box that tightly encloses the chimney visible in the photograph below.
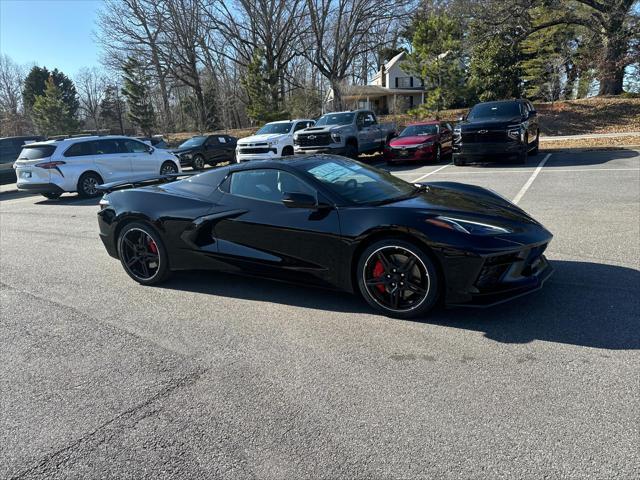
[381,64,386,87]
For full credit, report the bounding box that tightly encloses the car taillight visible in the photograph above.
[35,161,66,169]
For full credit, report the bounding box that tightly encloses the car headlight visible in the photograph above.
[426,216,512,235]
[182,153,192,160]
[331,132,341,142]
[507,126,523,141]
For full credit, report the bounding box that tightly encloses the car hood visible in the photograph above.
[238,133,288,144]
[389,135,437,146]
[171,146,198,155]
[389,182,539,226]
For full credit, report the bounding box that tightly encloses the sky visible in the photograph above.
[0,0,104,76]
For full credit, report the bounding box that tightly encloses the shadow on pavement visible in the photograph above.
[468,148,638,169]
[161,260,639,350]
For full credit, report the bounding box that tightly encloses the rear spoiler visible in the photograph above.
[96,172,198,194]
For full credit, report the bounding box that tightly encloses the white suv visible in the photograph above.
[236,119,315,162]
[14,136,181,199]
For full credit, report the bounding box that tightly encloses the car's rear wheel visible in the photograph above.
[41,192,61,200]
[160,161,178,175]
[357,240,439,319]
[118,222,171,285]
[77,171,103,198]
[192,155,205,170]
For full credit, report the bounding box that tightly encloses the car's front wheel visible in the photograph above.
[357,239,439,319]
[118,222,171,285]
[160,161,179,175]
[191,155,205,170]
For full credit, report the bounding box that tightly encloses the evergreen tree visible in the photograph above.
[100,85,125,134]
[468,31,524,101]
[32,76,77,135]
[121,57,155,136]
[23,66,79,116]
[242,49,288,124]
[404,13,469,115]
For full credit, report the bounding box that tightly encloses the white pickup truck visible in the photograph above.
[236,119,315,162]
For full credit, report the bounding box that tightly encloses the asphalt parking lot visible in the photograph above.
[1,148,639,479]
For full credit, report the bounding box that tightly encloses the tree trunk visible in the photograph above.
[597,14,626,96]
[331,79,344,111]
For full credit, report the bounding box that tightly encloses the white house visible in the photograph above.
[326,51,425,114]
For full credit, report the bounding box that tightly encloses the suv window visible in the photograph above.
[294,122,311,132]
[64,141,95,157]
[364,112,376,126]
[18,145,57,160]
[94,139,120,155]
[228,169,314,203]
[121,139,149,153]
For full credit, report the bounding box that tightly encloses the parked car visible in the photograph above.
[13,136,181,199]
[0,135,46,184]
[453,99,540,166]
[236,119,315,162]
[293,110,396,158]
[384,121,453,164]
[171,134,237,170]
[97,154,553,319]
[136,136,169,149]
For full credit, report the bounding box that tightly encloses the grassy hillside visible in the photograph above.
[165,97,640,146]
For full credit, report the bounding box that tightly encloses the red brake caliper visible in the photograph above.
[372,260,386,293]
[148,239,158,254]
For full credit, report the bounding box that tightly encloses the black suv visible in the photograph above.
[171,134,237,170]
[452,99,539,166]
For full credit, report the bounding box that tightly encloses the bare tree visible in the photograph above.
[97,0,173,129]
[76,67,108,131]
[0,54,27,135]
[302,0,412,110]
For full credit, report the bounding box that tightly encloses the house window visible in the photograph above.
[396,77,412,88]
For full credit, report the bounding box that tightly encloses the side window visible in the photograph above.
[217,136,227,144]
[356,113,365,128]
[228,169,315,203]
[122,139,149,153]
[64,141,95,157]
[366,113,377,125]
[94,140,119,155]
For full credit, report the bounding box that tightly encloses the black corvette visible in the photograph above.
[97,155,553,319]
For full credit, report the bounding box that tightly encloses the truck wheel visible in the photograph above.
[529,133,539,155]
[282,146,294,156]
[345,143,358,159]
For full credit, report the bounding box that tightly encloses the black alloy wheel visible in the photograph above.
[77,172,102,198]
[358,240,439,319]
[118,223,171,285]
[160,161,178,175]
[192,155,205,170]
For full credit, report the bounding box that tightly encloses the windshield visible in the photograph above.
[178,136,206,148]
[315,113,355,127]
[400,124,438,137]
[467,102,522,121]
[256,122,293,135]
[300,157,418,204]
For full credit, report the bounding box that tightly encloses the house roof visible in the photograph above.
[371,51,406,82]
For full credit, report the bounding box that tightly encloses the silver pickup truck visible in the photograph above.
[293,110,396,158]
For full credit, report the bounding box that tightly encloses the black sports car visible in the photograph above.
[97,155,553,319]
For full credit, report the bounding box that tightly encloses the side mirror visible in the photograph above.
[282,192,317,209]
[147,146,154,154]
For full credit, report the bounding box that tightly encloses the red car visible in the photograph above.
[384,121,453,164]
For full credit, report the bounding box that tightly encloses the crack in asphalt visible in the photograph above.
[10,368,209,479]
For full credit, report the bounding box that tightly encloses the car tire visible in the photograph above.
[434,144,441,163]
[345,143,358,159]
[192,155,205,170]
[41,192,62,200]
[529,133,539,155]
[160,161,178,175]
[282,146,294,156]
[453,157,465,166]
[515,137,528,164]
[357,239,439,319]
[77,171,103,198]
[118,222,171,285]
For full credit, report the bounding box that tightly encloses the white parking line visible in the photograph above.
[391,167,640,176]
[411,162,452,183]
[512,153,551,205]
